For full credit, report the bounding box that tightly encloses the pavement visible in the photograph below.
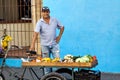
[101,72,120,80]
[1,67,120,80]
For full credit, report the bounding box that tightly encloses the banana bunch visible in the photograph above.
[31,57,60,63]
[52,58,60,62]
[41,58,51,62]
[1,35,12,50]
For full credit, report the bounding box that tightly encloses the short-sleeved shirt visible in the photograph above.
[34,17,63,46]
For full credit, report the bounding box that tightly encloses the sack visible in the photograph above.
[74,69,101,80]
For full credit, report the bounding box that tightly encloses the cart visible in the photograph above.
[22,60,98,80]
[0,51,98,80]
[0,29,98,80]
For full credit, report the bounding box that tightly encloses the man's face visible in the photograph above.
[42,11,50,18]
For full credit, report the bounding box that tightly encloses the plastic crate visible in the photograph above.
[74,69,101,80]
[0,58,22,68]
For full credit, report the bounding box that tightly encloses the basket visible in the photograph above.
[74,69,101,80]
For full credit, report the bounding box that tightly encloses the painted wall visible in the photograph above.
[43,0,120,73]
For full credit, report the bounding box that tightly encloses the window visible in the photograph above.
[0,0,31,23]
[18,0,31,20]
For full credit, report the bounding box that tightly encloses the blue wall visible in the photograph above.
[43,0,120,73]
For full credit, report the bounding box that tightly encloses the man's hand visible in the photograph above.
[29,46,35,51]
[56,27,64,43]
[29,32,38,51]
[56,36,61,43]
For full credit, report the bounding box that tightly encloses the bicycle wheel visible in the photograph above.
[0,74,5,80]
[55,68,72,80]
[55,68,72,75]
[40,72,66,80]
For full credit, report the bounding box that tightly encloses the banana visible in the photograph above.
[52,58,60,62]
[41,58,51,62]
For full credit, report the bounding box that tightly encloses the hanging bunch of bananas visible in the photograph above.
[0,35,12,50]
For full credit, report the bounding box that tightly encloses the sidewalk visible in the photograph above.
[101,72,120,80]
[2,67,120,80]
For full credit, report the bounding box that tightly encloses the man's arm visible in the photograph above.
[30,32,39,50]
[56,26,64,43]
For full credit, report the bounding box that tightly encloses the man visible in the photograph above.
[30,6,64,74]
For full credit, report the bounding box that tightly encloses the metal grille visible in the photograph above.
[0,0,42,57]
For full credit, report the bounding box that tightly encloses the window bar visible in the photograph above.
[0,0,41,57]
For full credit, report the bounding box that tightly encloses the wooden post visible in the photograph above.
[31,0,42,55]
